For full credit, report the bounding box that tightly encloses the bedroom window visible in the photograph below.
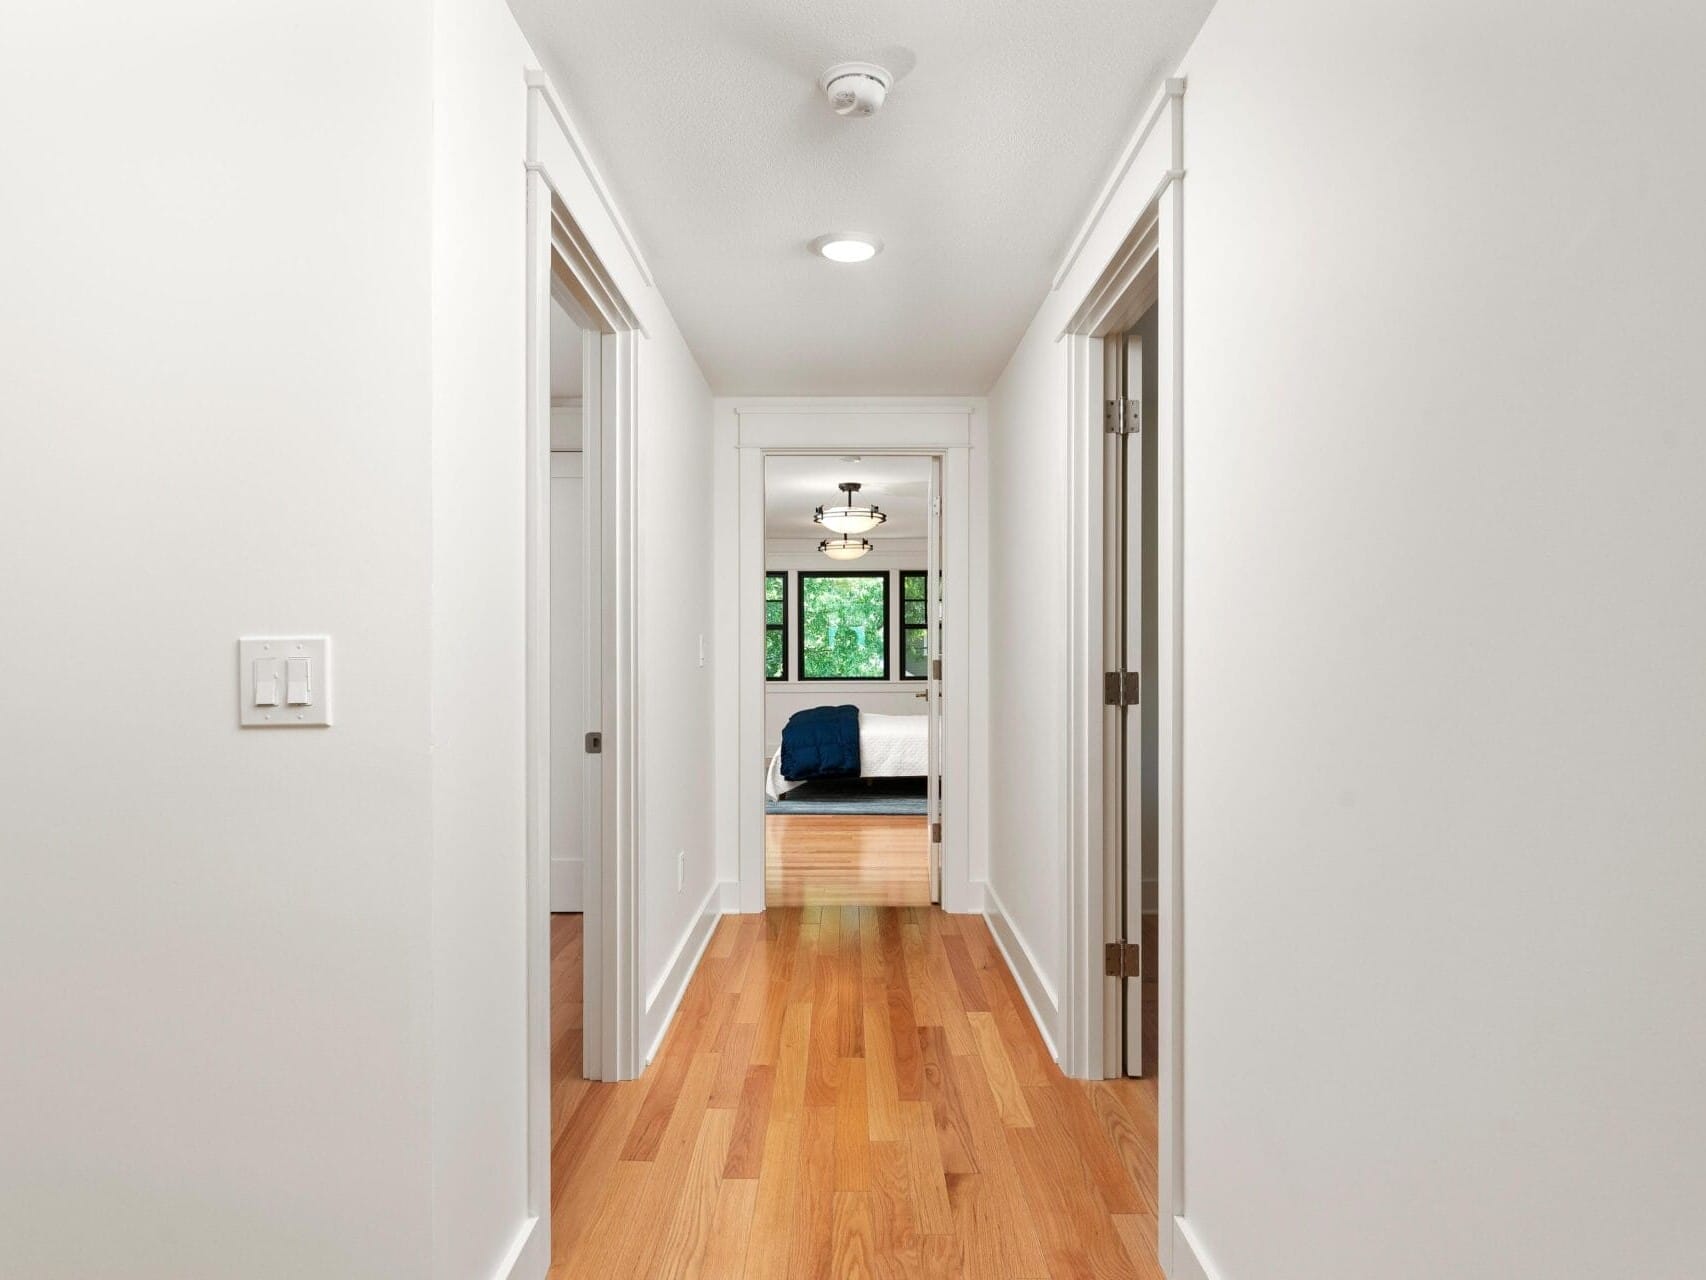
[765,572,787,680]
[798,570,888,680]
[900,571,929,680]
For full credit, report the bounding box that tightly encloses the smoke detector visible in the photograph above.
[819,62,893,118]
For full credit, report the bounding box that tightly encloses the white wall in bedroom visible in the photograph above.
[985,0,1706,1276]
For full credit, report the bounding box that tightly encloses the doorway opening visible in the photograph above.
[1057,79,1186,1265]
[759,453,944,907]
[523,71,651,1271]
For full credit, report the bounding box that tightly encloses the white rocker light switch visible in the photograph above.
[253,659,281,707]
[239,637,332,727]
[285,657,312,706]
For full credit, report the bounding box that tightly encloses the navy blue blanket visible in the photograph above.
[780,705,861,782]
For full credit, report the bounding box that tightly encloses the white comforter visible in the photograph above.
[767,713,928,799]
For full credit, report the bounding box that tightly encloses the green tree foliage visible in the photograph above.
[801,573,886,679]
[765,572,786,678]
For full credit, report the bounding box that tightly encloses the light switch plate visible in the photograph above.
[239,636,332,727]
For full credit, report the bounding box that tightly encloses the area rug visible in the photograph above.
[765,776,928,816]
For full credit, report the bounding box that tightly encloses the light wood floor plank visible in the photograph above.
[1008,1081,1138,1278]
[835,1056,873,1190]
[1112,1213,1168,1280]
[548,907,1156,1278]
[788,1106,837,1280]
[900,1100,953,1236]
[869,1138,922,1276]
[695,1180,759,1280]
[966,1010,1034,1128]
[744,1110,802,1280]
[723,1062,776,1179]
[863,1000,904,1141]
[648,1108,736,1280]
[944,1046,1050,1278]
[829,1190,882,1279]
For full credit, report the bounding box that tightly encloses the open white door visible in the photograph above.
[926,456,944,904]
[1104,329,1145,1077]
[549,450,586,911]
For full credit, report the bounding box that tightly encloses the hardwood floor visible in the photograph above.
[766,813,931,906]
[548,907,1163,1279]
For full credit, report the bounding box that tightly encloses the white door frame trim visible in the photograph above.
[522,72,645,1268]
[1059,78,1189,1275]
[723,399,984,917]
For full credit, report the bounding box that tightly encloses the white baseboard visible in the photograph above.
[493,1214,546,1280]
[642,883,722,1063]
[718,878,742,913]
[550,857,584,912]
[1169,1217,1220,1280]
[981,883,1060,1062]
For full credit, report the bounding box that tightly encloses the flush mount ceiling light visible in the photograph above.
[818,536,874,561]
[815,481,887,536]
[810,233,882,263]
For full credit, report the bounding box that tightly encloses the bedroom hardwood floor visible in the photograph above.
[766,813,931,906]
[547,907,1164,1279]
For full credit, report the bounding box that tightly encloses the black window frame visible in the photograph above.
[796,569,890,682]
[899,570,930,681]
[764,571,788,681]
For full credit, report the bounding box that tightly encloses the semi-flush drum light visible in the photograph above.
[819,536,874,561]
[810,233,882,263]
[815,481,887,535]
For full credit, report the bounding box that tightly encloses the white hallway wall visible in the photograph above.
[0,1,715,1276]
[0,4,437,1276]
[986,0,1706,1276]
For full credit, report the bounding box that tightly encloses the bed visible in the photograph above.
[767,711,929,800]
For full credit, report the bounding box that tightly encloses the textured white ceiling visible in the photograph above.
[507,0,1215,395]
[765,454,931,540]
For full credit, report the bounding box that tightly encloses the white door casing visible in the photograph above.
[725,400,983,916]
[1056,75,1186,1273]
[523,68,649,1277]
[926,454,944,904]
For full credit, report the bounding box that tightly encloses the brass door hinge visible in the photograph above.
[1104,941,1142,979]
[1103,671,1141,707]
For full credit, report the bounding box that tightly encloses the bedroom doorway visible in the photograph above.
[760,453,942,906]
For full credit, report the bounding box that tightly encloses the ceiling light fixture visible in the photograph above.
[810,233,882,264]
[818,536,874,561]
[815,481,887,536]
